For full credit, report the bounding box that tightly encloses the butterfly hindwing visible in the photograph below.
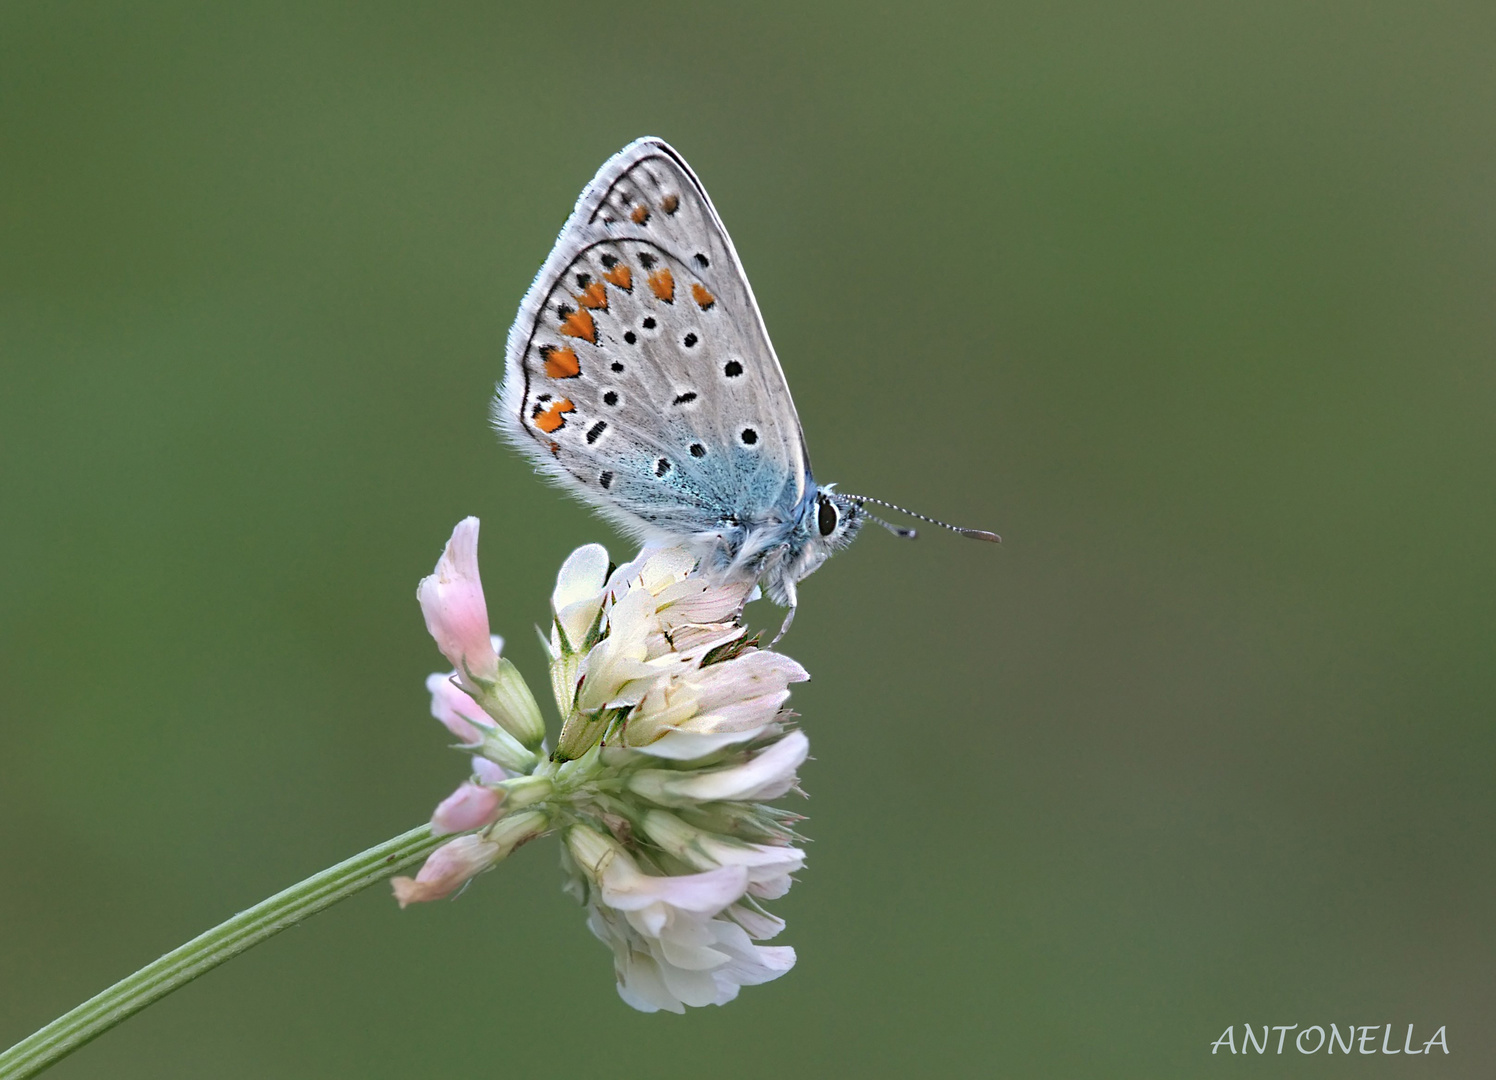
[497,138,811,543]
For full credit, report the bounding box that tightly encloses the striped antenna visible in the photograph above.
[840,494,1001,544]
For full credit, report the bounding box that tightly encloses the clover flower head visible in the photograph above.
[394,520,812,1012]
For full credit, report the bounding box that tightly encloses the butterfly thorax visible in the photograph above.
[684,486,865,607]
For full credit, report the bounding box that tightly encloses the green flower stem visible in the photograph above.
[0,824,442,1080]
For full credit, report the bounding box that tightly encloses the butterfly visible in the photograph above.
[495,137,997,636]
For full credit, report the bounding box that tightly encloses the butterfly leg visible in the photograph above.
[771,579,798,644]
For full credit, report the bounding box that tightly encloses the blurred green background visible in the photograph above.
[2,2,1492,1076]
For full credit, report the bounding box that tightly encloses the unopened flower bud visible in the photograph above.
[474,655,546,749]
[498,773,553,810]
[553,708,615,763]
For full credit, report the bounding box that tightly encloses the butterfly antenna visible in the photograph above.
[863,510,919,540]
[841,494,1001,543]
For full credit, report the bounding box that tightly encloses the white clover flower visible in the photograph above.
[394,520,812,1012]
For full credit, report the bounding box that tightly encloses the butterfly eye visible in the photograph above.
[818,498,838,537]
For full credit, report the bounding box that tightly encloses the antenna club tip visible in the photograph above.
[963,529,1002,543]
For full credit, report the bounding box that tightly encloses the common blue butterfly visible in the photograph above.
[496,138,997,635]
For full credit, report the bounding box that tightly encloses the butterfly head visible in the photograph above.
[813,490,865,553]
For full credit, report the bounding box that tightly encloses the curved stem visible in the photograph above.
[0,824,442,1080]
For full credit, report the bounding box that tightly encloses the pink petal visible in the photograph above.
[390,835,501,907]
[471,756,508,784]
[417,518,498,684]
[430,782,504,836]
[425,672,494,744]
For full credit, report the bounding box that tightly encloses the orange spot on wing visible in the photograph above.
[630,204,650,224]
[559,307,597,343]
[540,345,580,379]
[647,267,675,303]
[576,280,608,310]
[661,193,679,214]
[691,283,716,310]
[532,398,574,433]
[603,264,632,291]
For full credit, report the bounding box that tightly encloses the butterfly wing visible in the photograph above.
[496,137,812,545]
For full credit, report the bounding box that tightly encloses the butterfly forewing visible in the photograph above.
[499,139,811,543]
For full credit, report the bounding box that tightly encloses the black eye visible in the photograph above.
[818,498,838,536]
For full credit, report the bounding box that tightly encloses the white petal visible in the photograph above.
[746,874,794,900]
[693,651,809,713]
[678,692,790,734]
[552,544,610,648]
[628,727,768,760]
[553,543,611,609]
[727,902,786,940]
[600,858,748,915]
[658,935,732,971]
[577,590,660,711]
[638,548,697,592]
[659,623,746,656]
[631,730,809,804]
[703,838,805,881]
[624,901,671,939]
[653,945,724,1008]
[616,948,682,1014]
[709,919,797,985]
[654,577,753,625]
[715,943,797,989]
